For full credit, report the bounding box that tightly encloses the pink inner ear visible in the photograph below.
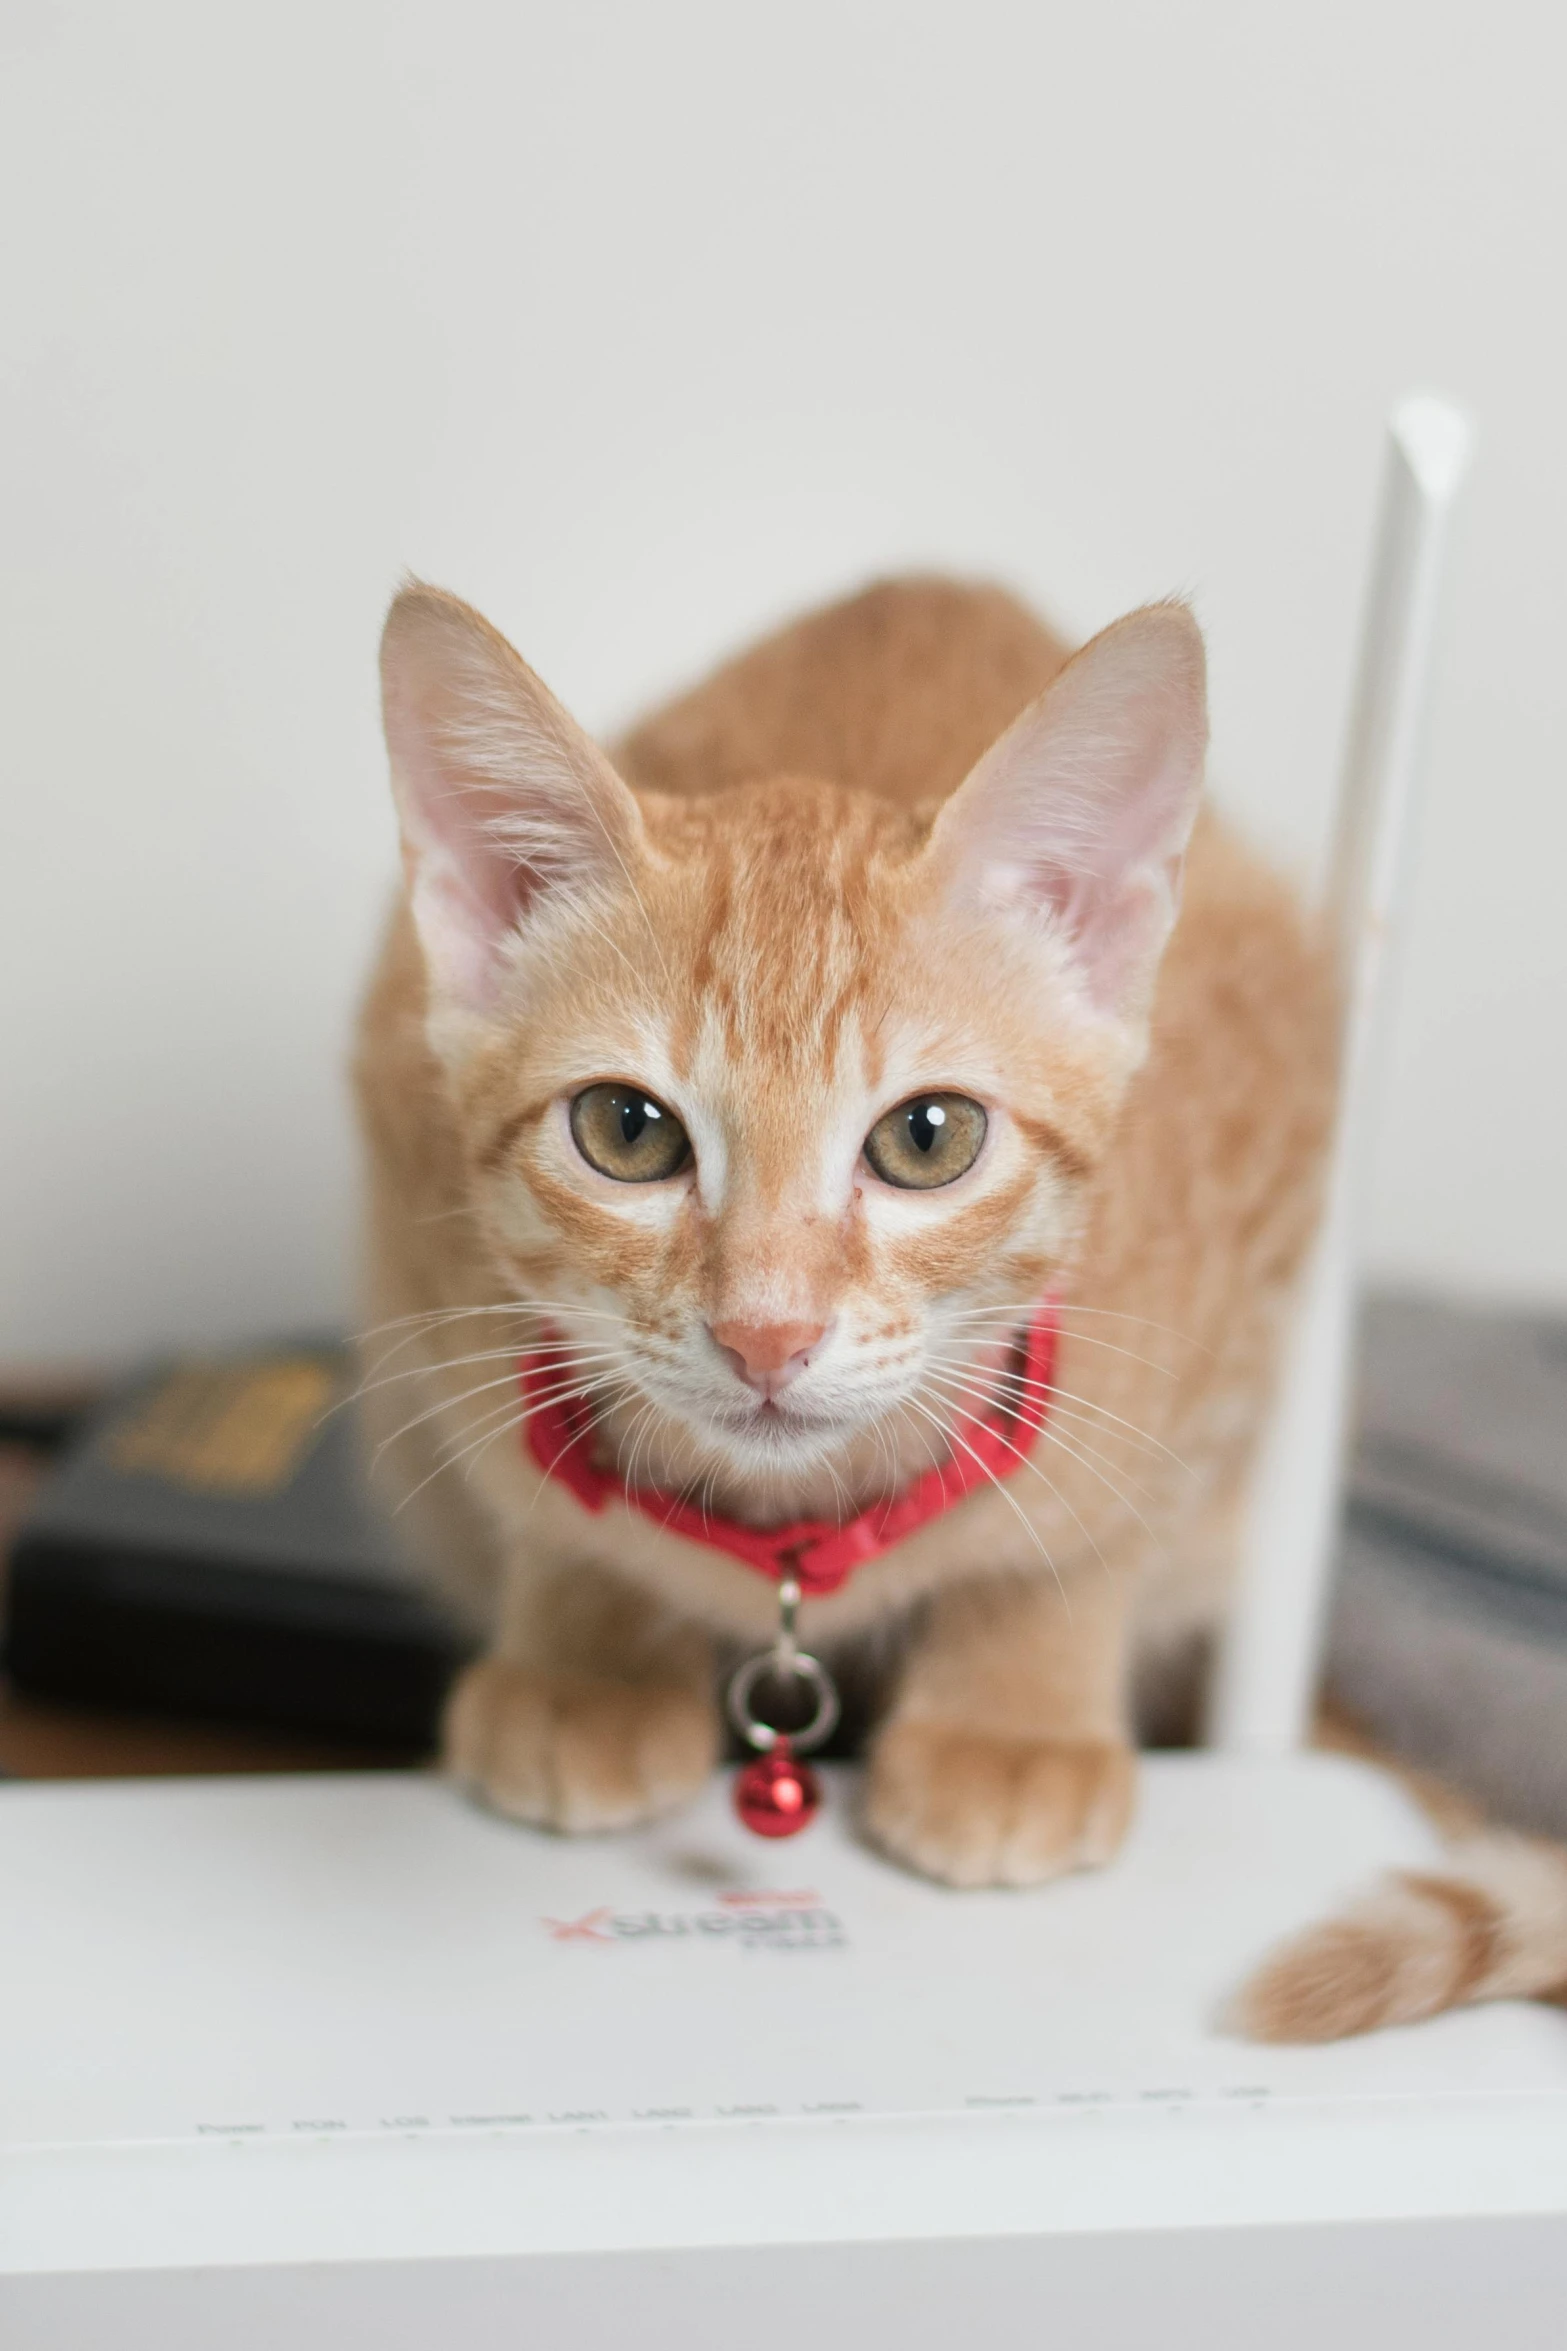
[935,605,1209,1019]
[380,587,643,1013]
[407,860,515,1010]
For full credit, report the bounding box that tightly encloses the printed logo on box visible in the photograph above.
[543,1887,847,1952]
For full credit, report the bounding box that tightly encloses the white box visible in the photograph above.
[3,1753,1565,2345]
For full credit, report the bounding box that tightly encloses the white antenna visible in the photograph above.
[1209,393,1475,1754]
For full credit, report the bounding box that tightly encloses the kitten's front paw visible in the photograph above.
[444,1658,719,1834]
[864,1723,1136,1888]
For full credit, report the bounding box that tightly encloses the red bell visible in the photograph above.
[734,1738,821,1838]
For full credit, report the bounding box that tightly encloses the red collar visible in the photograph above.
[520,1299,1059,1597]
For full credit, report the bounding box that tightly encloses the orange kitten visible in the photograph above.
[355,572,1567,2036]
[359,568,1330,1855]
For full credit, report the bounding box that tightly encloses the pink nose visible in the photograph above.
[710,1318,828,1394]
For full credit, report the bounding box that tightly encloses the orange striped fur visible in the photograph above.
[1227,1713,1567,2040]
[1234,1831,1567,2041]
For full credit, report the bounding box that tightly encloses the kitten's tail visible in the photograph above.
[1231,1832,1567,2043]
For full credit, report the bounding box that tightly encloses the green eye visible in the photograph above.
[570,1084,692,1183]
[863,1093,987,1190]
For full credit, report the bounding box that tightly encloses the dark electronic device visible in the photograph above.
[4,1344,472,1745]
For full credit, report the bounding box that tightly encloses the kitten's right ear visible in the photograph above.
[380,583,644,1011]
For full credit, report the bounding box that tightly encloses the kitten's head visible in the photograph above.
[379,584,1206,1494]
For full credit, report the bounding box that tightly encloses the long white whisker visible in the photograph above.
[375,1366,558,1461]
[534,1385,643,1485]
[455,1408,539,1484]
[945,1300,1209,1354]
[926,1364,1165,1502]
[934,1305,1178,1377]
[1047,1328,1179,1377]
[356,1298,630,1349]
[617,1399,662,1496]
[447,1386,632,1497]
[920,1372,1110,1577]
[435,1369,639,1467]
[922,1351,1194,1475]
[923,1351,1177,1470]
[927,1352,1162,1535]
[352,1299,631,1383]
[374,1369,533,1460]
[375,1355,629,1463]
[898,1391,1064,1597]
[819,1450,851,1523]
[888,1397,953,1505]
[1033,1422,1158,1543]
[397,1374,641,1513]
[431,1390,555,1466]
[350,1341,625,1410]
[1029,1380,1195,1475]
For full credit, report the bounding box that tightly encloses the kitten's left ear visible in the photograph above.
[927,602,1208,1023]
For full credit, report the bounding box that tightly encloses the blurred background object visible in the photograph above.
[2,1343,468,1756]
[0,1351,450,1776]
[3,1,1567,1371]
[1327,1295,1567,1839]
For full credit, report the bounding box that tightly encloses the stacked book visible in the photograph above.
[4,1344,470,1747]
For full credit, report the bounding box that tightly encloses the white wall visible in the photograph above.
[3,0,1564,1366]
